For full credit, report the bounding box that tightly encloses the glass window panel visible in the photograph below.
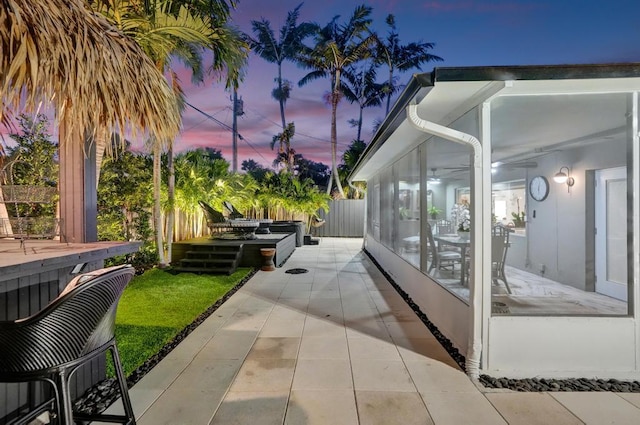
[423,136,472,302]
[489,92,630,316]
[395,149,420,267]
[380,167,394,249]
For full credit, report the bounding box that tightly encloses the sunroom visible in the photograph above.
[350,63,640,379]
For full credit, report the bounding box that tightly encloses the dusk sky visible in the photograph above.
[167,0,640,168]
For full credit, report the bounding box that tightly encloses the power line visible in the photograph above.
[244,107,353,148]
[185,101,270,165]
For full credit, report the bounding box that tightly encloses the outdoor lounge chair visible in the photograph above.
[223,201,244,220]
[199,200,226,224]
[0,265,137,425]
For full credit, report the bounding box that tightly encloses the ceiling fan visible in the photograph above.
[427,168,441,184]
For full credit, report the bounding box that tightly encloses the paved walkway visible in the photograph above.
[118,238,640,424]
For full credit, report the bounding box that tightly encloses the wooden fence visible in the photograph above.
[314,200,365,237]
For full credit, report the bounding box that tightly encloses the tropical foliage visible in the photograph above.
[2,114,58,217]
[247,3,316,129]
[375,14,443,114]
[91,0,248,265]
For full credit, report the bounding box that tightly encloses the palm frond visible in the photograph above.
[0,0,181,146]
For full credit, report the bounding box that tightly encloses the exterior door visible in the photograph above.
[595,166,627,301]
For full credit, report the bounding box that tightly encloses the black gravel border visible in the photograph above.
[363,249,640,393]
[74,267,259,414]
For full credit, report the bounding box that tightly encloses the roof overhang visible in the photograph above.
[350,63,640,182]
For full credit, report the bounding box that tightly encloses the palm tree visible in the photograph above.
[270,122,296,171]
[297,5,376,198]
[376,14,443,114]
[92,0,247,265]
[341,63,385,141]
[248,3,316,129]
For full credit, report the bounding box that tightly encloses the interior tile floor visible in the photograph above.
[107,238,640,424]
[403,246,628,315]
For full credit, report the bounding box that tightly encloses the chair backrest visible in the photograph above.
[199,200,226,223]
[491,224,510,265]
[425,222,438,258]
[223,201,244,219]
[0,265,135,375]
[436,219,454,235]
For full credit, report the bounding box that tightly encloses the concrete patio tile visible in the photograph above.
[551,392,640,424]
[246,337,300,360]
[281,282,313,292]
[292,359,353,390]
[404,360,477,393]
[230,358,296,392]
[351,359,415,392]
[309,289,341,300]
[172,358,243,391]
[275,297,310,313]
[341,306,381,322]
[355,391,434,425]
[132,357,190,390]
[259,317,305,338]
[209,391,289,425]
[420,391,507,425]
[302,316,346,338]
[347,335,401,360]
[308,297,344,314]
[269,304,308,320]
[311,280,339,291]
[298,335,349,359]
[345,318,392,341]
[200,329,258,359]
[137,388,226,425]
[619,392,640,409]
[379,306,420,322]
[285,390,358,425]
[394,337,460,369]
[486,392,583,425]
[222,311,270,332]
[384,321,432,340]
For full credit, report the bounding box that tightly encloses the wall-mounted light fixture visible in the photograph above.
[553,166,575,192]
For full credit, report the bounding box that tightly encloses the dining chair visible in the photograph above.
[0,265,137,425]
[435,219,454,235]
[426,222,462,273]
[492,224,512,294]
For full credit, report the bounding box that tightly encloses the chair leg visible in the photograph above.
[110,345,137,425]
[501,272,512,294]
[53,370,75,425]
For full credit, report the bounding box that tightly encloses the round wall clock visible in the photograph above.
[529,175,549,201]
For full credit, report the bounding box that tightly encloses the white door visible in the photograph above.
[595,166,627,301]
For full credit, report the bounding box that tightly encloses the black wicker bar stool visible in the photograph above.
[0,265,137,425]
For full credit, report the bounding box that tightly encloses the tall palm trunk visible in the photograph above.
[277,66,286,129]
[153,142,166,266]
[356,106,363,141]
[386,67,394,115]
[330,86,345,198]
[167,144,174,263]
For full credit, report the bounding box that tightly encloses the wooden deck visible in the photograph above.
[172,233,296,269]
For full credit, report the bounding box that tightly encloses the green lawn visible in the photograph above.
[114,268,253,376]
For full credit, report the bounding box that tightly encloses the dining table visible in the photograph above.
[433,233,471,285]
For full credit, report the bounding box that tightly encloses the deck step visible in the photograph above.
[175,243,243,275]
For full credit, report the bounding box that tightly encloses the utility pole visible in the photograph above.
[231,88,244,172]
